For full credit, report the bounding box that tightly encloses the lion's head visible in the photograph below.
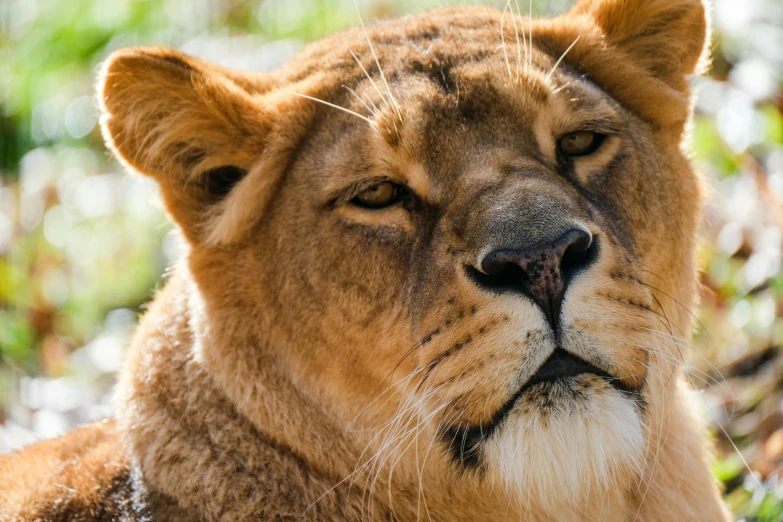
[100,0,726,519]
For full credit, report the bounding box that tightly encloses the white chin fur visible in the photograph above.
[483,379,644,509]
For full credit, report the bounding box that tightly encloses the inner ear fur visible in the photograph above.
[99,47,283,243]
[538,0,710,129]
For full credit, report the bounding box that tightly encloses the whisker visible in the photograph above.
[339,369,458,515]
[551,80,573,95]
[388,375,465,518]
[368,385,453,517]
[636,286,737,417]
[500,3,513,80]
[684,359,762,489]
[634,273,717,346]
[352,315,457,427]
[507,1,522,81]
[353,1,403,122]
[328,381,448,517]
[350,49,387,109]
[360,84,381,113]
[293,93,376,126]
[344,85,376,116]
[514,0,529,77]
[415,376,465,522]
[639,330,737,421]
[350,366,428,429]
[545,34,580,82]
[635,279,695,317]
[528,0,533,73]
[637,291,760,492]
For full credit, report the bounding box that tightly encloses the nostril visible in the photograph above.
[560,234,599,283]
[566,228,592,254]
[468,228,598,331]
[481,251,528,277]
[471,252,529,291]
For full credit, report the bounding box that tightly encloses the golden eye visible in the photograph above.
[558,131,602,157]
[352,181,399,209]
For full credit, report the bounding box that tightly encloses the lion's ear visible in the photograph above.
[570,0,710,89]
[99,47,289,244]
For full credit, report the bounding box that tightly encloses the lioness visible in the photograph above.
[0,0,732,520]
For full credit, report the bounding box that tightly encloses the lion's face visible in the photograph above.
[260,70,660,495]
[100,0,709,512]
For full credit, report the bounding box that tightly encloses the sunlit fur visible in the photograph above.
[0,1,732,521]
[485,378,645,508]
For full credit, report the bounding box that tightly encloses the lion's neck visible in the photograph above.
[114,271,720,522]
[115,272,393,521]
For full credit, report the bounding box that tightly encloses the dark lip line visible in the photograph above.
[443,351,644,468]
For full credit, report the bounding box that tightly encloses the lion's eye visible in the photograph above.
[352,182,400,209]
[558,131,603,157]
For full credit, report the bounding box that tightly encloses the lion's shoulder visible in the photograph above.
[0,420,191,521]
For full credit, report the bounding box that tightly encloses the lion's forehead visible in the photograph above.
[286,7,517,75]
[283,7,574,111]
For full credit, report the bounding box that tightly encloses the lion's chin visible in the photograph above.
[483,378,645,508]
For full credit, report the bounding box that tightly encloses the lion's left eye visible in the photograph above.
[351,182,401,209]
[558,131,603,157]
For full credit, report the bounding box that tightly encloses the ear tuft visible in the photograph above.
[99,47,271,179]
[571,0,711,89]
[99,47,277,243]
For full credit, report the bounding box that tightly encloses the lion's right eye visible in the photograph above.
[558,131,604,157]
[351,182,401,209]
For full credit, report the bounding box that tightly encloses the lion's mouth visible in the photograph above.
[521,348,608,390]
[444,348,642,467]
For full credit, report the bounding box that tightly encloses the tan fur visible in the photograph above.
[2,1,731,520]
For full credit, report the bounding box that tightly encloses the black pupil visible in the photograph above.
[354,183,398,209]
[560,132,601,157]
[571,134,589,146]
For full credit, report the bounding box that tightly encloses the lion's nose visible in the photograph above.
[472,228,597,330]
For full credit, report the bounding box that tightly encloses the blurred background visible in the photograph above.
[0,0,782,519]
